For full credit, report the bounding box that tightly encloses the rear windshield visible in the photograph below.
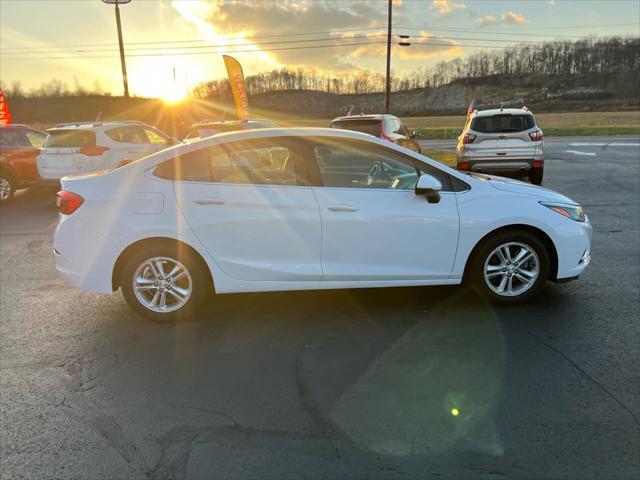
[45,130,96,148]
[471,114,535,133]
[330,119,381,137]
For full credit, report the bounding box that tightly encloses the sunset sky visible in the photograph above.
[1,0,638,100]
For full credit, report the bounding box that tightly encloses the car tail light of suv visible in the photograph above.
[462,133,477,144]
[80,145,110,156]
[529,130,543,141]
[56,191,84,215]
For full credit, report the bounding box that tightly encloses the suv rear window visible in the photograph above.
[45,130,96,148]
[471,114,535,133]
[330,119,381,137]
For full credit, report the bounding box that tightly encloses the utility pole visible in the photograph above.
[102,0,131,97]
[384,0,392,113]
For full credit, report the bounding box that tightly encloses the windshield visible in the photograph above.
[471,114,535,133]
[330,119,382,137]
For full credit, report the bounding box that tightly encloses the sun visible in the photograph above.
[161,84,189,105]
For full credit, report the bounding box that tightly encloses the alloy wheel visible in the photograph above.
[132,256,193,313]
[0,177,12,201]
[483,242,540,297]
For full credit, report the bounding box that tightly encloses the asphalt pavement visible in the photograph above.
[1,136,639,480]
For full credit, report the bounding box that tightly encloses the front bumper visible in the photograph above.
[554,215,592,280]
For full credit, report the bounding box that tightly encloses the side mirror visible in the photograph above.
[415,174,442,203]
[169,137,180,146]
[410,129,419,139]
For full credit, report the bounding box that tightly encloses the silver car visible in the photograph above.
[456,108,544,184]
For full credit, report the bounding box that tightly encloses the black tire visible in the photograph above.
[120,244,211,321]
[0,171,16,203]
[529,168,543,185]
[467,230,550,304]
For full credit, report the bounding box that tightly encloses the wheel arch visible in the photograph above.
[0,164,17,183]
[462,224,559,282]
[111,236,215,292]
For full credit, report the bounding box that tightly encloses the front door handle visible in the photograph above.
[328,205,358,212]
[194,198,225,205]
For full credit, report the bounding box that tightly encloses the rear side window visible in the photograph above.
[24,130,46,148]
[105,126,149,144]
[144,128,168,145]
[44,130,96,148]
[330,119,381,137]
[246,121,277,129]
[471,114,535,133]
[185,127,220,140]
[154,138,300,186]
[0,130,29,147]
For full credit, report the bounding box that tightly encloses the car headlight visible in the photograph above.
[540,202,585,222]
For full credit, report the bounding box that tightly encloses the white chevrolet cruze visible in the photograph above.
[53,128,592,321]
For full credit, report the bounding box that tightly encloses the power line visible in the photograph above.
[3,32,636,59]
[1,22,637,54]
[0,40,393,61]
[0,26,389,53]
[3,35,636,62]
[394,25,640,39]
[0,34,390,56]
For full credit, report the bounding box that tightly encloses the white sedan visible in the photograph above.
[53,128,592,321]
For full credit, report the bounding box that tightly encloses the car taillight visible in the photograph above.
[462,133,476,144]
[532,160,543,168]
[56,191,84,215]
[80,145,110,156]
[529,130,543,141]
[458,162,470,170]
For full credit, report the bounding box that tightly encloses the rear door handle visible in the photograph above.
[194,198,225,205]
[328,205,358,212]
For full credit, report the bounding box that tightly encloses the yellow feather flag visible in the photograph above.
[223,55,249,120]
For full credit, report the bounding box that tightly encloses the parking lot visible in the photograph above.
[1,136,638,479]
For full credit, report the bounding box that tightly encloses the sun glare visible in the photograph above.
[161,84,188,104]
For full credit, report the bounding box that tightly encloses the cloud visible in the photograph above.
[431,0,467,16]
[351,31,462,60]
[476,15,496,27]
[172,0,451,74]
[501,11,527,25]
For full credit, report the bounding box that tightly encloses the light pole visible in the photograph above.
[384,0,392,113]
[383,2,410,113]
[102,0,131,97]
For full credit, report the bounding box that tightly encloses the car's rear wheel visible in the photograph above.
[0,173,16,203]
[469,230,550,304]
[529,167,544,185]
[120,245,210,321]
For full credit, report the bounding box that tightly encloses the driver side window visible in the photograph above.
[312,138,420,190]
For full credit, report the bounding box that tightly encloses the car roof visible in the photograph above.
[330,114,396,122]
[472,108,533,118]
[192,119,275,127]
[47,121,152,132]
[0,124,42,132]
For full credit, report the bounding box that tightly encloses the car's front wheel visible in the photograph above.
[469,230,550,304]
[120,245,210,321]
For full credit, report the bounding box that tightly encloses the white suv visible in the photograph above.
[456,108,544,184]
[37,121,174,181]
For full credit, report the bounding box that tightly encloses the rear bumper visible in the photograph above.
[53,215,119,294]
[457,156,544,175]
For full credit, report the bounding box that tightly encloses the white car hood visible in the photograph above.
[480,174,579,205]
